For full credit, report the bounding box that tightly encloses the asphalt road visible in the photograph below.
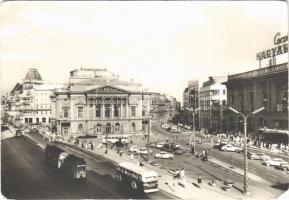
[1,135,173,199]
[150,124,289,191]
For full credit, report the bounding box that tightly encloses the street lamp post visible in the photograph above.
[187,107,201,152]
[228,106,265,195]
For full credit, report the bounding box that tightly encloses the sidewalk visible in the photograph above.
[33,132,279,199]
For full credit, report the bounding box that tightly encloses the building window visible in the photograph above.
[115,123,120,132]
[132,122,136,132]
[63,109,69,118]
[36,117,39,123]
[131,106,136,117]
[223,90,226,95]
[96,124,102,132]
[42,117,46,123]
[96,105,101,117]
[78,107,83,118]
[29,118,32,124]
[105,105,111,118]
[114,104,119,117]
[78,124,83,133]
[25,118,28,124]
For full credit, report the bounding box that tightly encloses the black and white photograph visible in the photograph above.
[0,1,288,199]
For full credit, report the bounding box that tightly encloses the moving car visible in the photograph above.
[248,152,270,160]
[221,144,240,152]
[154,151,174,159]
[276,163,289,171]
[262,158,288,167]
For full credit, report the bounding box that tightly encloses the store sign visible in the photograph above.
[256,32,288,60]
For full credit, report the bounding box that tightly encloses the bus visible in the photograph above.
[102,135,129,144]
[115,162,158,193]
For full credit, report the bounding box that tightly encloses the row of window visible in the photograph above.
[62,106,137,118]
[24,117,48,124]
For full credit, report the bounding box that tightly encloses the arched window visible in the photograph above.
[78,124,83,133]
[132,122,136,132]
[115,123,120,132]
[106,123,111,134]
[97,124,102,133]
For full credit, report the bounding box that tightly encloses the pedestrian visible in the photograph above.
[105,149,108,154]
[91,142,94,150]
[197,176,202,188]
[205,150,208,161]
[180,168,186,187]
[191,146,195,154]
[81,143,84,148]
[174,169,180,180]
[130,153,134,160]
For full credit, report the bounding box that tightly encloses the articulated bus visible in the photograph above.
[116,162,158,193]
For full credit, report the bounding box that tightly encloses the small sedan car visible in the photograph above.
[276,163,289,171]
[154,151,174,159]
[248,152,271,160]
[221,144,240,152]
[262,158,288,167]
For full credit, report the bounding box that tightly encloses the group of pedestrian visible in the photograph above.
[173,168,186,187]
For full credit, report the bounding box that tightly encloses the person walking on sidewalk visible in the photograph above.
[197,176,202,188]
[180,168,186,187]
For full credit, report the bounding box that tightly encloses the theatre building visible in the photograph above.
[50,68,151,138]
[224,62,288,134]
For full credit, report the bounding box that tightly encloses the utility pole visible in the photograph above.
[147,117,151,162]
[229,106,265,195]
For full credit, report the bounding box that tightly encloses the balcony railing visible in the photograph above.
[228,63,288,81]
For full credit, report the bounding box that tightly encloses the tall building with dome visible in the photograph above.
[8,68,64,126]
[50,67,152,138]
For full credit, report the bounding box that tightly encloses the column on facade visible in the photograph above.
[120,98,123,118]
[124,97,128,118]
[111,97,114,118]
[102,101,105,118]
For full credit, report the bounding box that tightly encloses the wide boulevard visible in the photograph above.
[1,130,173,199]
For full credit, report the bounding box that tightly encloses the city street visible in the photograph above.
[1,131,173,199]
[151,124,289,186]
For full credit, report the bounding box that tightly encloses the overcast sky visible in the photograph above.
[0,1,288,102]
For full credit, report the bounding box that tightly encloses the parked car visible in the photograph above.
[262,158,288,167]
[149,160,158,166]
[174,148,187,155]
[129,146,139,153]
[156,142,166,149]
[154,151,174,159]
[167,168,179,176]
[171,143,181,151]
[248,152,270,160]
[222,180,234,191]
[213,142,227,150]
[221,144,240,152]
[138,147,152,155]
[276,163,289,171]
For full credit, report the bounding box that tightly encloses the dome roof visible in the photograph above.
[23,68,43,83]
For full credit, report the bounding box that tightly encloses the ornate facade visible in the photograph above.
[50,68,151,137]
